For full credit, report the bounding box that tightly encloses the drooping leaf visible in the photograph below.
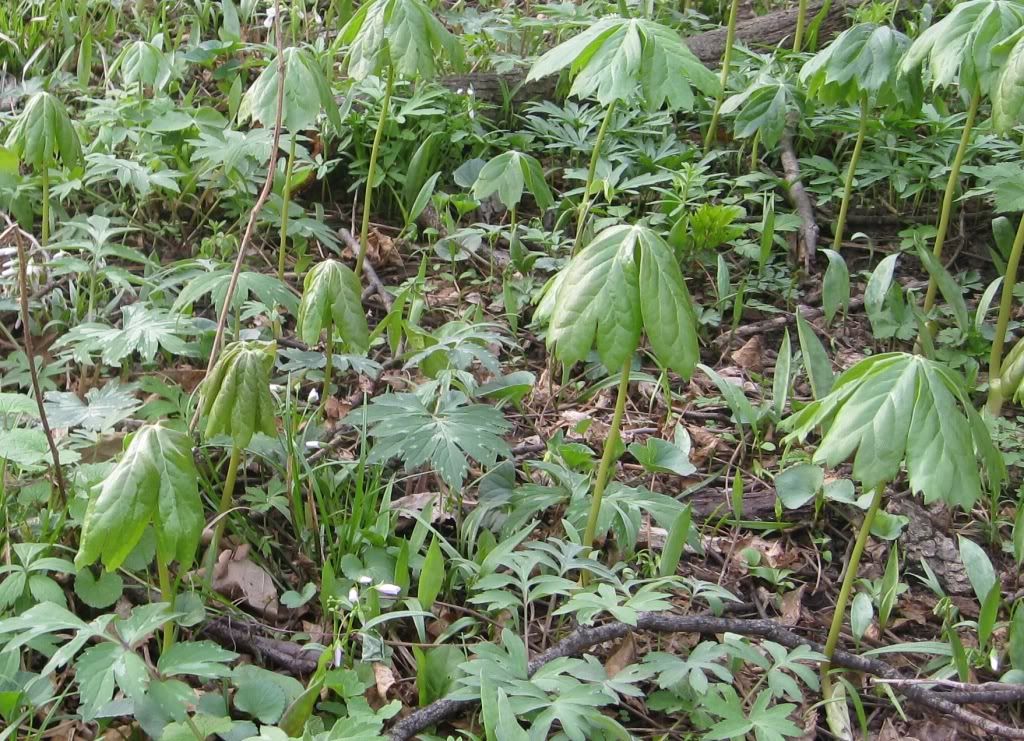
[720,76,796,148]
[526,17,719,110]
[199,341,278,448]
[296,259,369,353]
[240,46,342,132]
[6,91,82,170]
[993,30,1024,131]
[76,423,202,571]
[782,353,1001,509]
[111,38,174,91]
[472,151,553,211]
[338,0,462,81]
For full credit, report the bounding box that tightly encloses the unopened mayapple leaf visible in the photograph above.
[6,91,82,170]
[200,341,278,448]
[297,259,370,353]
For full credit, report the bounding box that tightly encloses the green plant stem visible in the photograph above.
[156,554,174,654]
[277,133,297,280]
[572,99,617,256]
[986,212,1024,415]
[617,0,629,15]
[820,484,884,705]
[41,164,50,245]
[922,87,981,315]
[833,94,869,252]
[793,0,808,51]
[356,65,395,280]
[205,445,242,580]
[703,0,740,153]
[320,322,334,415]
[582,357,632,557]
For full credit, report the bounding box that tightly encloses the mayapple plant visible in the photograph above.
[240,46,341,279]
[297,258,370,402]
[526,18,719,255]
[801,23,919,252]
[543,224,699,553]
[198,341,278,570]
[334,0,461,281]
[76,422,202,651]
[6,91,83,245]
[900,0,1024,318]
[781,352,1004,728]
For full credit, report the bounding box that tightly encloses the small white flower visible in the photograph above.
[264,6,277,27]
[0,247,16,257]
[307,387,320,404]
[305,440,322,450]
[334,644,343,668]
[467,84,474,97]
[269,383,284,393]
[374,583,401,598]
[348,587,359,602]
[468,109,475,120]
[358,575,373,586]
[456,87,464,95]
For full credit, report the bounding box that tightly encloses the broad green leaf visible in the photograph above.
[74,569,123,609]
[472,151,553,211]
[6,92,82,170]
[864,253,899,322]
[55,305,199,366]
[76,423,203,571]
[772,329,792,419]
[796,311,834,399]
[240,46,342,132]
[112,38,174,91]
[0,428,50,467]
[993,30,1024,131]
[297,259,370,353]
[627,436,696,476]
[900,0,1024,94]
[782,353,996,509]
[418,536,444,610]
[774,463,824,509]
[170,269,298,318]
[722,78,794,148]
[821,249,850,324]
[44,381,140,432]
[638,230,699,377]
[801,23,919,107]
[526,17,719,110]
[915,243,969,332]
[851,591,874,641]
[200,341,278,448]
[958,535,998,603]
[338,0,462,80]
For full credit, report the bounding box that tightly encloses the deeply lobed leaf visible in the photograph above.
[200,341,278,448]
[297,259,370,353]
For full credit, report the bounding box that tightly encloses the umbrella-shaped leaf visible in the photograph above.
[338,0,461,81]
[6,91,82,170]
[296,259,369,353]
[900,0,1024,94]
[720,77,796,148]
[240,47,342,132]
[801,23,918,107]
[546,224,698,377]
[112,38,174,91]
[471,151,553,211]
[526,18,719,110]
[199,341,278,448]
[782,353,1003,509]
[76,423,202,571]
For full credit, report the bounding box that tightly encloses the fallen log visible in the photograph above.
[439,0,857,106]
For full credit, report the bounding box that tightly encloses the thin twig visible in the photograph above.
[387,612,1024,740]
[3,216,67,505]
[338,227,394,311]
[871,677,1024,704]
[189,0,287,434]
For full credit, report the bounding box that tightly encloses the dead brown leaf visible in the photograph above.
[373,663,397,699]
[213,545,280,620]
[604,633,636,678]
[780,585,805,626]
[731,335,765,372]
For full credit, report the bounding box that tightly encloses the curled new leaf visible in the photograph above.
[526,17,719,110]
[6,91,82,171]
[781,353,1004,509]
[992,30,1024,132]
[199,341,278,448]
[546,224,698,378]
[240,47,342,132]
[76,423,202,571]
[112,38,174,91]
[297,260,369,352]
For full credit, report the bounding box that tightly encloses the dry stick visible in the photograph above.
[871,678,1024,705]
[780,111,819,273]
[188,0,288,434]
[338,227,393,311]
[387,612,1024,741]
[4,217,67,505]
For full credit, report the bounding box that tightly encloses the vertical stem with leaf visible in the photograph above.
[986,213,1024,415]
[794,0,808,51]
[356,65,396,280]
[583,357,632,554]
[205,444,242,578]
[40,165,50,245]
[922,86,981,315]
[832,93,869,252]
[704,0,740,153]
[572,100,617,256]
[277,133,298,280]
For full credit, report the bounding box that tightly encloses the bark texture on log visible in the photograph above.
[439,1,856,106]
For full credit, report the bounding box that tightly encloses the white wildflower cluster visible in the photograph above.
[347,574,402,605]
[0,245,45,295]
[455,84,477,120]
[264,1,321,29]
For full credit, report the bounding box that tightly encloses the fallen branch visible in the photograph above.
[779,111,819,272]
[2,217,67,505]
[189,0,287,434]
[202,616,321,675]
[338,227,394,311]
[387,612,1024,740]
[871,677,1024,704]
